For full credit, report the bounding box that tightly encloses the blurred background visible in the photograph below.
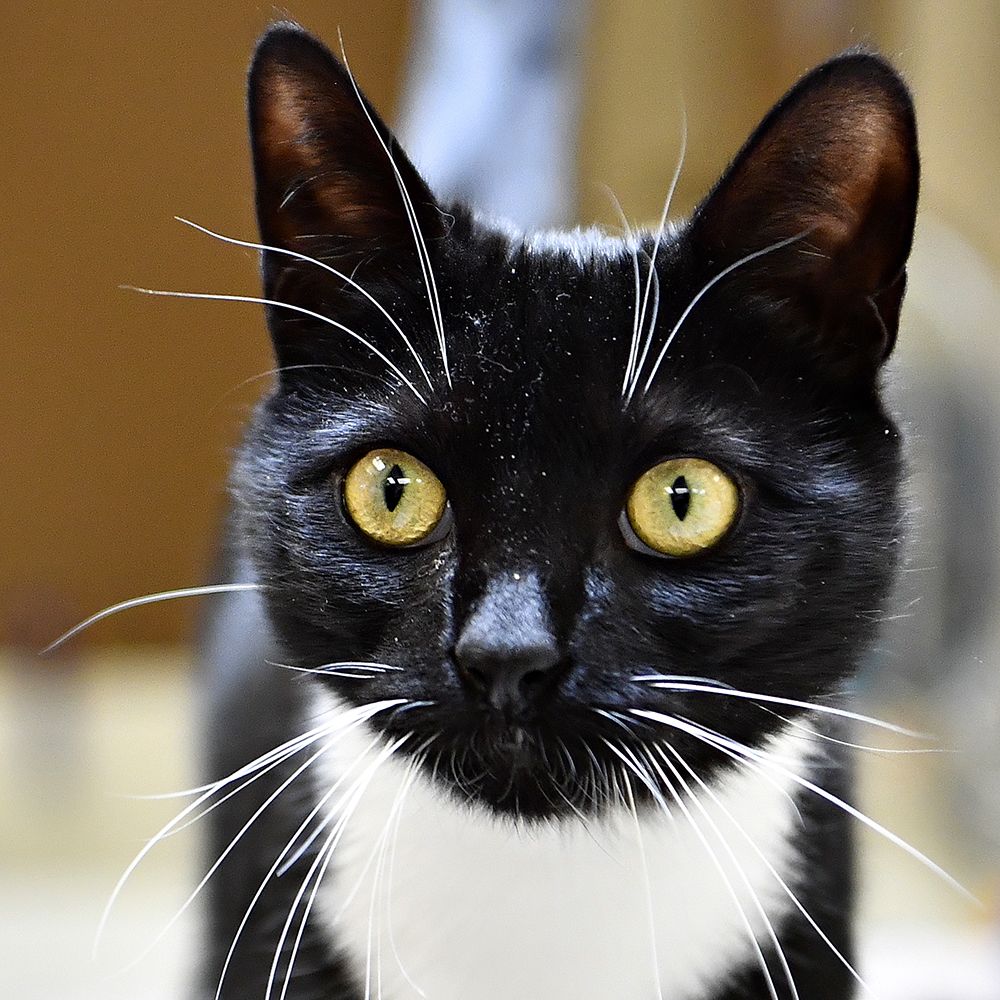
[1,0,998,997]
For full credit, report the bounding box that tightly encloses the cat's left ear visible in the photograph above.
[689,52,918,382]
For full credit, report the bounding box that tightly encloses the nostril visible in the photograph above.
[464,664,490,694]
[519,668,549,694]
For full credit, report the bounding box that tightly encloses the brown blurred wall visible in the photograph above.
[1,2,412,644]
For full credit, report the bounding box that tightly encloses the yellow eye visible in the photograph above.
[343,448,447,546]
[625,458,739,557]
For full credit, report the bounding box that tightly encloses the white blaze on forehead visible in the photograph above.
[307,686,816,1000]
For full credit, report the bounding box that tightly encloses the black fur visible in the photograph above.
[198,23,918,1000]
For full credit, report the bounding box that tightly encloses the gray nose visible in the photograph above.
[454,573,562,714]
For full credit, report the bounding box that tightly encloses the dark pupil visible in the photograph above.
[383,464,407,512]
[669,475,690,520]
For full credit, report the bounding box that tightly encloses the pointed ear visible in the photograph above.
[248,23,445,306]
[689,52,918,382]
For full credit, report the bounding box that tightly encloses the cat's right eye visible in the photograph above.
[343,448,448,547]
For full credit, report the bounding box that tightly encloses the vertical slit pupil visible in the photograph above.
[669,475,690,520]
[383,464,407,512]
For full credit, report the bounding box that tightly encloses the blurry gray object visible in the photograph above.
[885,215,1000,864]
[398,0,590,229]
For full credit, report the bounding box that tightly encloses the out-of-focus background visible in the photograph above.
[1,1,998,997]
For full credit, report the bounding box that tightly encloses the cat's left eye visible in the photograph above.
[622,457,739,557]
[343,448,448,547]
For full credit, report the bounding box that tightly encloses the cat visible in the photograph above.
[193,20,919,1000]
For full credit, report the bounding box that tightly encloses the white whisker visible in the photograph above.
[382,754,431,999]
[627,262,661,405]
[42,582,261,654]
[633,676,931,740]
[268,659,404,679]
[639,231,808,396]
[338,38,450,389]
[96,715,338,962]
[602,192,646,402]
[621,771,665,1000]
[175,217,436,392]
[266,733,411,1000]
[600,704,801,818]
[277,735,411,1000]
[214,718,400,999]
[361,748,423,999]
[624,107,686,403]
[650,743,798,1000]
[631,708,978,904]
[662,741,874,997]
[104,701,405,987]
[604,738,782,1000]
[124,286,428,404]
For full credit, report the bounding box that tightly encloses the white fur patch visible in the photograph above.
[307,690,816,1000]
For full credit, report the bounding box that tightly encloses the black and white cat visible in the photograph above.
[196,22,919,1000]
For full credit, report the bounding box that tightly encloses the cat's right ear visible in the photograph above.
[248,23,444,360]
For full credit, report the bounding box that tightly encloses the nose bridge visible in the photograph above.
[450,479,592,649]
[459,572,552,650]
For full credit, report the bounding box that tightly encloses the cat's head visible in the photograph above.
[235,23,918,821]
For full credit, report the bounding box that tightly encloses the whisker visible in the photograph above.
[600,702,800,818]
[622,106,688,406]
[623,107,686,404]
[124,285,428,405]
[338,37,450,389]
[266,733,410,1000]
[149,736,339,975]
[661,741,874,997]
[213,723,398,998]
[606,201,644,399]
[632,672,734,689]
[631,708,978,903]
[639,231,809,396]
[773,710,946,756]
[633,676,931,739]
[275,724,401,878]
[621,770,664,1000]
[604,737,783,1000]
[382,753,431,999]
[360,747,422,999]
[268,659,404,679]
[278,736,411,1000]
[648,742,796,1000]
[105,702,404,986]
[627,263,661,406]
[42,582,262,654]
[96,715,339,961]
[175,217,436,392]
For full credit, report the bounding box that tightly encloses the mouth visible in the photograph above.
[382,701,644,821]
[324,672,759,822]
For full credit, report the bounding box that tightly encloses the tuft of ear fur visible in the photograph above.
[248,23,445,371]
[689,52,919,383]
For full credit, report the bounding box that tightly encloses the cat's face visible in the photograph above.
[235,25,917,821]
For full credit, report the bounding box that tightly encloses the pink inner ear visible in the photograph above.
[795,97,915,292]
[252,67,370,246]
[251,43,443,257]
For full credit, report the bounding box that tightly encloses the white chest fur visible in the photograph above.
[307,691,815,1000]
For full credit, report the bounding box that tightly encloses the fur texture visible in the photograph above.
[198,24,918,1000]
